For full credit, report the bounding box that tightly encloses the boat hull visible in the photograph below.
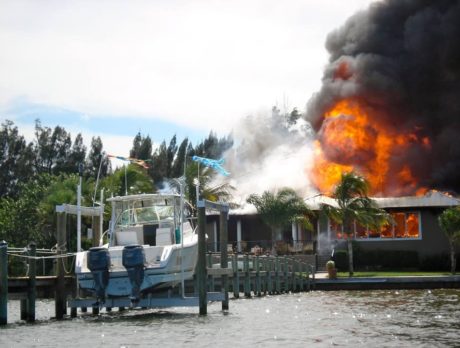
[76,241,198,297]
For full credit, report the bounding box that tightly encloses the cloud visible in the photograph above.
[0,0,376,133]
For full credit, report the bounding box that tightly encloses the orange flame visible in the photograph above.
[311,100,428,196]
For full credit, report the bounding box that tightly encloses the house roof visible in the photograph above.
[373,190,460,208]
[304,190,460,210]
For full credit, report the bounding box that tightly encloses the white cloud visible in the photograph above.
[0,0,376,133]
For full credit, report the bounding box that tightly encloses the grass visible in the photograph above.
[336,271,454,277]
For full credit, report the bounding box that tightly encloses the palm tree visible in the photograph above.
[168,161,236,217]
[321,172,389,276]
[247,188,312,254]
[438,207,460,274]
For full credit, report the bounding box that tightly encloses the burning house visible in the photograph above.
[306,190,460,258]
[206,1,460,269]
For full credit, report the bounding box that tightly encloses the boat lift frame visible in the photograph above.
[67,199,231,315]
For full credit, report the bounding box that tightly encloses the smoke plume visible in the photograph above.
[218,108,315,210]
[307,0,460,194]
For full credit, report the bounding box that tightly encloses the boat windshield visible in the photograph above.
[116,205,175,227]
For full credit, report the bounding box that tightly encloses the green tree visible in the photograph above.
[247,188,312,254]
[171,138,189,178]
[321,172,389,276]
[34,121,72,174]
[102,164,154,197]
[438,207,460,274]
[130,132,152,160]
[66,133,87,174]
[193,132,233,159]
[150,140,168,187]
[86,136,111,179]
[0,174,56,247]
[0,120,35,197]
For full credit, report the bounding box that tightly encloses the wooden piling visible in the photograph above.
[0,241,8,325]
[255,256,261,296]
[232,254,239,298]
[219,210,229,311]
[20,300,27,320]
[267,257,273,294]
[197,205,207,315]
[275,257,281,294]
[284,257,289,292]
[292,259,297,292]
[27,242,37,322]
[55,212,67,319]
[243,254,251,297]
[206,253,214,292]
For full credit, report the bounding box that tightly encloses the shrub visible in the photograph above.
[419,253,459,271]
[354,249,419,270]
[333,250,348,271]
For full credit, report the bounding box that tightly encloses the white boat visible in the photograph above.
[75,193,198,303]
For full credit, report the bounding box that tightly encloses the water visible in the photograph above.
[1,289,459,347]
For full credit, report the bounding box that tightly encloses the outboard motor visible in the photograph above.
[122,245,145,303]
[87,247,111,303]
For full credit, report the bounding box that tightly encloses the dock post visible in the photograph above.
[232,254,239,298]
[243,254,251,297]
[255,256,261,296]
[284,257,289,292]
[298,261,304,292]
[55,212,67,319]
[292,259,297,292]
[27,242,37,322]
[0,241,8,325]
[206,253,214,292]
[267,257,273,294]
[197,204,207,315]
[219,210,229,310]
[275,257,281,294]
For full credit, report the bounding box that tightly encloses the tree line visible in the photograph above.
[0,119,233,248]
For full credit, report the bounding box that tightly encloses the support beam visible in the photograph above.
[27,242,36,322]
[219,210,229,310]
[237,220,242,253]
[55,212,67,319]
[197,206,207,315]
[0,241,7,325]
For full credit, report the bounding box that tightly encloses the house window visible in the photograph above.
[333,211,421,240]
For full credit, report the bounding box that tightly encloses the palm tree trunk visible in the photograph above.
[347,238,354,277]
[450,240,456,275]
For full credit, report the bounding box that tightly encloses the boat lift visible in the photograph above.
[67,198,231,315]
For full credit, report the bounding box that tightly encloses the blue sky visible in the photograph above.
[0,0,375,158]
[3,97,208,150]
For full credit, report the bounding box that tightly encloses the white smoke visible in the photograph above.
[214,107,317,211]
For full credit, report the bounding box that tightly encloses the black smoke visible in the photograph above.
[307,0,460,194]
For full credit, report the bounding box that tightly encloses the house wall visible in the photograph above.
[355,208,451,257]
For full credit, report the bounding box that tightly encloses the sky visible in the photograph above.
[0,0,376,158]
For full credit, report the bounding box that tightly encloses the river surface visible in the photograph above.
[1,289,459,347]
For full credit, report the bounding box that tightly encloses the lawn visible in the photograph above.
[336,271,454,277]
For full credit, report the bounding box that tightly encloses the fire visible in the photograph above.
[311,99,428,196]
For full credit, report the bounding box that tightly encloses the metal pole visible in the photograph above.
[0,241,8,325]
[77,176,82,252]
